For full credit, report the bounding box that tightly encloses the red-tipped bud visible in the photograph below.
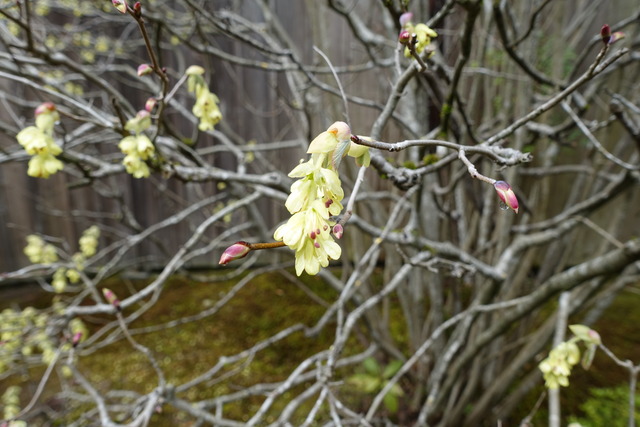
[399,12,413,28]
[72,332,83,347]
[399,30,412,45]
[133,1,142,16]
[102,288,121,310]
[332,224,343,239]
[112,0,127,13]
[35,102,56,117]
[137,64,153,77]
[144,97,157,112]
[219,241,251,265]
[600,24,611,44]
[587,329,602,345]
[494,181,519,213]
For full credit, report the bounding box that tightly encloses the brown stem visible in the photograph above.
[248,241,286,250]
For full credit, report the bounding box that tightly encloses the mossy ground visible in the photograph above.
[2,274,639,425]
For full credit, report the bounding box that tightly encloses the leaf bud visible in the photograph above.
[102,288,121,310]
[112,0,127,14]
[137,63,153,76]
[219,241,251,265]
[494,180,519,213]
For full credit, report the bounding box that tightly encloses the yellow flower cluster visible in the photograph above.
[400,13,437,58]
[539,324,602,389]
[79,225,100,257]
[0,307,53,375]
[274,121,369,276]
[119,111,155,178]
[0,305,88,380]
[24,226,100,293]
[186,65,222,132]
[24,235,58,264]
[2,385,25,425]
[538,341,580,389]
[16,102,64,178]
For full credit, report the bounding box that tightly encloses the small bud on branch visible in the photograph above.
[494,181,519,213]
[112,0,127,14]
[137,64,153,77]
[600,24,611,44]
[219,241,251,265]
[102,288,121,310]
[218,241,286,265]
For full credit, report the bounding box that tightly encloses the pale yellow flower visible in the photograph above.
[403,22,437,58]
[186,66,222,132]
[119,112,155,178]
[79,226,100,257]
[275,125,349,275]
[52,268,67,293]
[16,103,64,178]
[24,235,58,264]
[539,341,581,389]
[192,90,222,131]
[27,153,64,178]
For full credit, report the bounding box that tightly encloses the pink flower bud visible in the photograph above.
[219,241,251,265]
[494,180,519,213]
[72,332,83,347]
[144,97,157,112]
[601,24,611,44]
[398,30,412,45]
[137,64,153,76]
[112,0,127,13]
[133,1,142,15]
[332,224,343,239]
[102,288,121,310]
[35,102,56,117]
[136,109,150,120]
[399,12,413,28]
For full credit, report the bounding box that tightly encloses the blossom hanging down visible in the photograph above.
[274,121,368,276]
[186,65,222,132]
[118,110,155,178]
[16,102,64,178]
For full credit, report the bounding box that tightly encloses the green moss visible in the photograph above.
[422,154,439,165]
[402,161,417,169]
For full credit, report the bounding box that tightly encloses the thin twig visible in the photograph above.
[313,45,351,126]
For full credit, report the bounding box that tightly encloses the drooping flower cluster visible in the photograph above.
[23,226,101,293]
[119,110,155,178]
[51,226,101,293]
[16,102,64,178]
[538,324,601,389]
[24,235,58,264]
[79,225,100,257]
[186,65,222,132]
[399,12,438,58]
[273,121,369,276]
[2,385,26,427]
[539,341,581,389]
